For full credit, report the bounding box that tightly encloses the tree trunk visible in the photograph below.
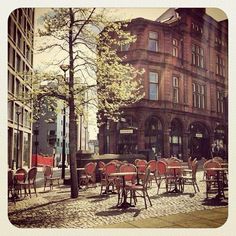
[68,8,78,198]
[68,99,78,198]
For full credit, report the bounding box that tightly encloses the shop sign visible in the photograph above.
[120,129,133,134]
[195,133,203,138]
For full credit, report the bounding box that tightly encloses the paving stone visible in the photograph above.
[8,171,228,228]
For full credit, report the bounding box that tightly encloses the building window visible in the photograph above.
[8,72,15,94]
[149,72,159,100]
[215,36,226,48]
[172,38,179,57]
[117,116,138,154]
[169,119,183,158]
[217,91,224,113]
[216,55,225,77]
[145,116,163,158]
[8,43,15,68]
[173,76,179,103]
[192,82,205,109]
[192,44,204,68]
[8,101,13,121]
[16,54,22,73]
[148,31,158,52]
[191,22,203,34]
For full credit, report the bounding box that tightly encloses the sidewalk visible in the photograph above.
[97,207,227,228]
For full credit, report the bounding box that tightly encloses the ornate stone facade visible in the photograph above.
[98,8,228,161]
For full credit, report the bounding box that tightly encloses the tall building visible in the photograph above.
[8,8,35,168]
[98,8,228,161]
[32,102,89,167]
[32,104,70,166]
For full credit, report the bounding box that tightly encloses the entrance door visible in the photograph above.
[190,137,210,159]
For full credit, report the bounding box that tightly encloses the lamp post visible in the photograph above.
[60,64,69,180]
[79,113,83,151]
[16,106,21,170]
[84,123,88,151]
[34,121,39,167]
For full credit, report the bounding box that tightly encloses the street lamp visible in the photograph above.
[84,122,88,151]
[33,121,40,167]
[60,64,69,180]
[15,106,21,170]
[79,112,83,151]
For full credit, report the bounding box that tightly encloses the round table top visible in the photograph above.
[109,172,137,177]
[76,167,85,171]
[167,166,183,169]
[205,167,228,171]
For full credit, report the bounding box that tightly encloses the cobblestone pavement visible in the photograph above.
[8,171,228,228]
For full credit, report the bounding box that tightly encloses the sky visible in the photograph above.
[34,8,227,140]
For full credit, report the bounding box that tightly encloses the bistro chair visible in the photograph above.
[117,163,137,205]
[126,167,152,209]
[183,157,197,175]
[203,160,225,199]
[156,160,168,194]
[14,168,28,198]
[98,161,106,181]
[25,167,38,197]
[165,160,183,192]
[181,160,200,193]
[79,162,97,189]
[135,159,147,183]
[100,161,118,195]
[43,165,60,191]
[119,163,137,186]
[147,160,158,186]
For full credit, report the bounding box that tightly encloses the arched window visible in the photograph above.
[144,116,163,158]
[117,116,138,154]
[169,119,183,159]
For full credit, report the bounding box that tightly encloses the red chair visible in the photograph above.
[118,163,137,205]
[203,160,225,198]
[165,160,183,192]
[25,167,38,197]
[181,160,200,193]
[100,161,118,195]
[126,167,152,209]
[43,165,60,191]
[14,168,28,197]
[98,161,106,181]
[135,159,147,183]
[147,160,157,186]
[156,160,168,194]
[79,162,97,189]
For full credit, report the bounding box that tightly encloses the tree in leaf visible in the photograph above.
[33,8,144,198]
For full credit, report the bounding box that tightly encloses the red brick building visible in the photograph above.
[98,8,228,161]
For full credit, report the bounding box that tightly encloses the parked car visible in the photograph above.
[57,161,68,168]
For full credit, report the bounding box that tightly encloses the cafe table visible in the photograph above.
[205,167,228,199]
[166,166,183,193]
[109,172,137,209]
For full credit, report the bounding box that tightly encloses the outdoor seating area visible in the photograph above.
[8,157,228,228]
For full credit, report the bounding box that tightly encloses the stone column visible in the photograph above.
[163,129,170,158]
[182,132,189,161]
